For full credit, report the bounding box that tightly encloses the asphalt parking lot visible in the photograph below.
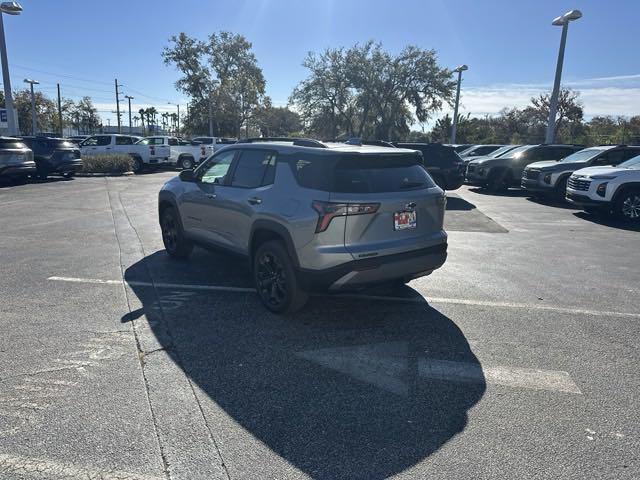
[0,172,638,480]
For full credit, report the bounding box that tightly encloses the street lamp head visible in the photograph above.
[23,78,39,85]
[552,9,582,26]
[454,64,469,73]
[0,1,22,15]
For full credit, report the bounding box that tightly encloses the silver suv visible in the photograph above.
[158,138,448,313]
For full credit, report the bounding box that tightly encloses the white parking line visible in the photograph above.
[298,342,582,395]
[47,275,640,319]
[0,453,164,480]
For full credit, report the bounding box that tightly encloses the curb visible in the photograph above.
[75,171,135,177]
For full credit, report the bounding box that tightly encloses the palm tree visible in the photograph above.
[147,107,158,132]
[138,108,146,136]
[161,112,168,133]
[133,115,139,127]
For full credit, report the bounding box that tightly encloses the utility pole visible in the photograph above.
[114,78,121,133]
[124,95,133,133]
[208,99,213,136]
[24,78,39,135]
[176,104,180,136]
[0,4,22,136]
[57,83,63,136]
[450,65,468,144]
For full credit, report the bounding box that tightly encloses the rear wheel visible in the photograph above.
[615,188,640,223]
[254,240,308,314]
[160,207,193,259]
[131,156,144,174]
[179,156,195,170]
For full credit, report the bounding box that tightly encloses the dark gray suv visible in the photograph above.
[158,138,448,313]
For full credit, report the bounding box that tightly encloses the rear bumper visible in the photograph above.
[297,242,448,291]
[0,163,36,177]
[565,191,609,208]
[54,160,83,173]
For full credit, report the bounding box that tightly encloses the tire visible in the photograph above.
[253,240,308,314]
[614,188,640,223]
[486,169,510,192]
[554,176,568,201]
[131,156,144,174]
[160,206,193,259]
[179,156,195,170]
[35,165,48,180]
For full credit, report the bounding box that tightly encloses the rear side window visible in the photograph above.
[333,154,435,193]
[115,136,133,145]
[289,153,434,193]
[96,136,112,146]
[230,150,277,188]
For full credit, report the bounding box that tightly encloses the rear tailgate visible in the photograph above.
[328,153,446,259]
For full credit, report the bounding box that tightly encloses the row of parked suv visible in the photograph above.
[465,143,640,223]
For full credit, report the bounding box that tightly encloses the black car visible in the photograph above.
[21,136,83,179]
[394,143,466,190]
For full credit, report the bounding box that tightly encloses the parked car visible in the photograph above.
[458,144,504,158]
[20,136,82,179]
[0,137,35,182]
[137,136,214,169]
[445,144,474,153]
[566,155,640,222]
[79,134,170,173]
[158,138,448,313]
[522,145,640,199]
[394,142,466,190]
[466,144,584,191]
[462,145,521,165]
[191,136,238,152]
[66,135,90,145]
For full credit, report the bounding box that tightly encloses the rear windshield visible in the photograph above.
[289,153,435,193]
[50,139,76,149]
[0,138,27,149]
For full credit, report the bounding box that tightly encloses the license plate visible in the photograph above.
[394,210,416,231]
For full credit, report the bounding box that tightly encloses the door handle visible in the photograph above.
[247,197,262,205]
[206,193,217,199]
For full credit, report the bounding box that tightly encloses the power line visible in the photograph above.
[10,64,114,86]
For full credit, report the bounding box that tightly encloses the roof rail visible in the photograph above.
[239,137,327,148]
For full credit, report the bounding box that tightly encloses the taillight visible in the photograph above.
[150,146,155,155]
[201,146,205,156]
[311,201,379,233]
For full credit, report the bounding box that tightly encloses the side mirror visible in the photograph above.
[179,169,196,182]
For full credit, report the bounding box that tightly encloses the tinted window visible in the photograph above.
[50,139,75,149]
[136,138,164,145]
[200,150,236,184]
[115,136,133,145]
[333,154,435,193]
[396,144,461,167]
[193,137,213,144]
[82,136,99,146]
[96,136,112,146]
[231,150,277,188]
[168,138,179,146]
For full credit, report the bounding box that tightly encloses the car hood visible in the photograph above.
[468,157,510,167]
[528,160,589,172]
[571,166,627,177]
[463,154,493,164]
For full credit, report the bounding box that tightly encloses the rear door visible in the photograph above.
[328,153,446,259]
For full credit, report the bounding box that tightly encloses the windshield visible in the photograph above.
[502,145,531,157]
[491,145,519,158]
[559,148,608,163]
[619,155,640,169]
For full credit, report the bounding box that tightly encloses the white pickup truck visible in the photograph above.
[80,134,171,173]
[141,136,215,169]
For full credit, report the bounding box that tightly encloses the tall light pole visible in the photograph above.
[545,9,582,144]
[23,78,39,135]
[124,95,134,133]
[450,64,468,144]
[0,2,22,135]
[167,102,180,136]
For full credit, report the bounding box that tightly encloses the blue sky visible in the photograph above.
[4,0,639,127]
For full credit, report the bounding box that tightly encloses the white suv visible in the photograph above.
[566,155,640,222]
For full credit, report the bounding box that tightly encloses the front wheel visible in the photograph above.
[160,207,193,259]
[486,170,510,192]
[615,189,640,223]
[253,240,308,314]
[554,177,568,201]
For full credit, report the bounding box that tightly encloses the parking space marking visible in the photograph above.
[48,275,640,319]
[298,342,582,396]
[0,453,164,480]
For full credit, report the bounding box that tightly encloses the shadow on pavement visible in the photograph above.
[525,195,577,210]
[573,211,640,232]
[123,250,486,479]
[468,187,529,197]
[445,195,476,211]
